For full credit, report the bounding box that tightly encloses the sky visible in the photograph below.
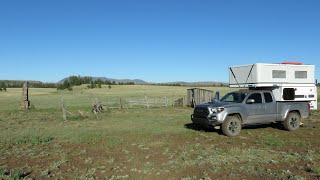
[0,0,320,83]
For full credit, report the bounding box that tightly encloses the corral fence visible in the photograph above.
[186,88,214,107]
[102,96,187,109]
[60,96,188,120]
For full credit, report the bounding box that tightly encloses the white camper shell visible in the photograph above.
[229,63,317,110]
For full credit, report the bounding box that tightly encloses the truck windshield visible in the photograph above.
[220,92,246,103]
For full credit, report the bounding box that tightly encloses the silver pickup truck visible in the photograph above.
[191,89,310,136]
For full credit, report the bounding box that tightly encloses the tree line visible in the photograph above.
[57,76,135,90]
[0,81,57,89]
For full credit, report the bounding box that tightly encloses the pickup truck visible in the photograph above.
[191,89,310,136]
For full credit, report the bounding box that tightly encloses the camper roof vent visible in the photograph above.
[281,62,303,65]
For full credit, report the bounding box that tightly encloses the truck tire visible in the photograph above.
[222,115,242,137]
[283,112,300,131]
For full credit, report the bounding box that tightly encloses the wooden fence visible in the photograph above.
[186,88,213,107]
[102,96,186,109]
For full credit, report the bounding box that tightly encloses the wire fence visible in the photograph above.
[102,96,186,109]
[59,96,187,120]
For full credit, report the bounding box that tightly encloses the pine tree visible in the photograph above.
[90,81,95,89]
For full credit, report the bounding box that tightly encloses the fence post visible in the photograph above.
[145,96,149,108]
[129,98,133,108]
[61,98,67,121]
[164,96,168,107]
[119,97,123,109]
[20,81,30,111]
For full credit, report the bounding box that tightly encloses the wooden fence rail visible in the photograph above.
[102,96,186,109]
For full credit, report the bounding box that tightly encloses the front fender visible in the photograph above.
[223,106,247,123]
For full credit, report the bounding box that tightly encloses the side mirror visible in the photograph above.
[215,91,220,101]
[246,99,255,104]
[211,98,218,102]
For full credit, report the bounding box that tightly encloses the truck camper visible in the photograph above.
[229,63,317,110]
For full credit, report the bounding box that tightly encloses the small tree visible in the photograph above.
[0,82,7,91]
[67,86,73,91]
[108,85,112,89]
[90,81,95,89]
[57,79,72,90]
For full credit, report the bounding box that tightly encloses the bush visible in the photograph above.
[0,82,7,91]
[57,80,72,91]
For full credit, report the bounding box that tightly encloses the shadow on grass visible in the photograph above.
[243,123,282,130]
[184,123,222,135]
[185,122,284,134]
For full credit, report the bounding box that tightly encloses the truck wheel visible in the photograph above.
[222,115,242,137]
[283,112,300,131]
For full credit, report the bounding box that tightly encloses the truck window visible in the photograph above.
[283,88,295,100]
[220,92,246,103]
[264,92,273,103]
[247,93,262,104]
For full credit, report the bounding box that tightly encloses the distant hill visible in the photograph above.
[159,81,228,87]
[58,76,227,86]
[1,78,228,88]
[58,76,147,84]
[2,78,227,87]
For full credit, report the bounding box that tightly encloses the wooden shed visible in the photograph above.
[186,88,214,107]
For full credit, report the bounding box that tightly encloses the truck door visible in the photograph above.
[244,93,265,124]
[262,92,277,122]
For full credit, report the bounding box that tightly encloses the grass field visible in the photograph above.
[1,85,320,179]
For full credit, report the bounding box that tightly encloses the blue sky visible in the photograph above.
[0,0,319,83]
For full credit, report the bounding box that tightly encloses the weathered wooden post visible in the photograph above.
[145,96,149,108]
[61,98,67,121]
[119,97,123,109]
[164,96,168,107]
[20,81,30,111]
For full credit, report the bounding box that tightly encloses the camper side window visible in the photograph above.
[283,88,295,100]
[295,71,307,79]
[272,70,286,78]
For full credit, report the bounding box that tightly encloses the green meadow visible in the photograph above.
[0,85,320,179]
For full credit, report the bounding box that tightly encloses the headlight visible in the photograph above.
[211,107,225,113]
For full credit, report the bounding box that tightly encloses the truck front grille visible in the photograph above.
[193,107,209,118]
